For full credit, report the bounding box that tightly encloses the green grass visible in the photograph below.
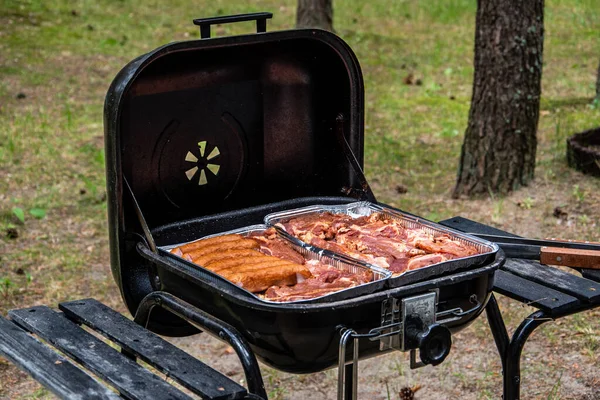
[1,0,599,398]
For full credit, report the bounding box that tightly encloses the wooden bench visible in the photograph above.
[0,299,250,400]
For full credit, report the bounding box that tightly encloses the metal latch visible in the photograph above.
[378,292,454,368]
[379,292,437,351]
[401,292,437,350]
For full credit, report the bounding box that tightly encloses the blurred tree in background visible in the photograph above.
[453,0,545,198]
[296,0,333,31]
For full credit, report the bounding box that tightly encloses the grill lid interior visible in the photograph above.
[106,29,367,228]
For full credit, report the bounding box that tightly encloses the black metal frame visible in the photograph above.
[131,288,487,400]
[133,291,268,400]
[485,294,599,400]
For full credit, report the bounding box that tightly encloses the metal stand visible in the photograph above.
[344,364,355,400]
[485,294,550,400]
[134,291,267,400]
[337,328,359,400]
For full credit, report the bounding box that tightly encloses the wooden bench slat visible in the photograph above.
[503,259,600,303]
[9,306,192,400]
[0,315,120,400]
[581,268,600,283]
[59,299,246,400]
[493,270,580,316]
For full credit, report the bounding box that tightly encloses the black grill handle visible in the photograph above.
[193,12,273,39]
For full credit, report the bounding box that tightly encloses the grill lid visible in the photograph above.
[105,13,368,228]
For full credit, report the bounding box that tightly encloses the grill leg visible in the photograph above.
[344,363,354,400]
[504,310,548,400]
[485,294,509,370]
[134,291,267,400]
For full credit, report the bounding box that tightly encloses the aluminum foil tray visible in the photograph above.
[159,224,391,304]
[264,202,500,288]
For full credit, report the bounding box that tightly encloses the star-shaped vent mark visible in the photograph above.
[184,141,220,185]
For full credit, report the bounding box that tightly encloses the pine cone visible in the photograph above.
[399,387,414,400]
[399,384,422,400]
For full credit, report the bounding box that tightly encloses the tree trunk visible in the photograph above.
[296,0,333,31]
[453,0,544,198]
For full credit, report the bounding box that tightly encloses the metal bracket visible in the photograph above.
[401,292,437,351]
[379,298,402,350]
[437,294,481,324]
[124,176,157,254]
[335,113,377,202]
[410,348,425,369]
[377,292,438,352]
[374,293,481,352]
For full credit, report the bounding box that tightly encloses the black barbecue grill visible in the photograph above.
[103,10,504,386]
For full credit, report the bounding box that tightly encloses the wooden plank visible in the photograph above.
[503,259,600,304]
[540,247,600,270]
[0,315,120,400]
[59,299,246,400]
[581,268,600,282]
[493,270,580,316]
[9,306,192,400]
